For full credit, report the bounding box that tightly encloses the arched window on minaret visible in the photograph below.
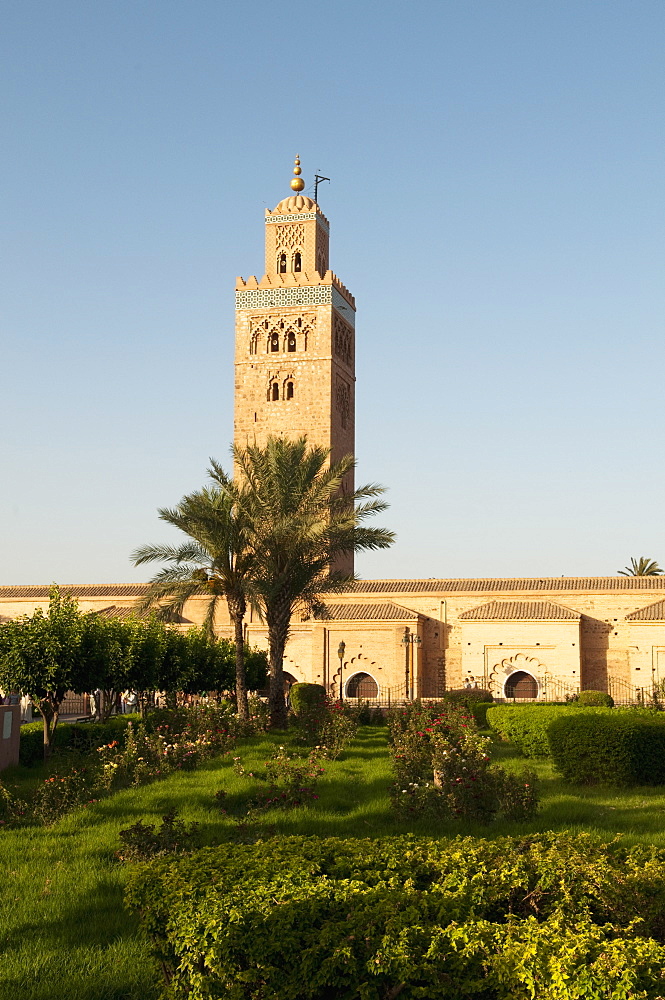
[278,253,287,274]
[286,381,294,400]
[293,252,302,273]
[287,332,296,352]
[268,382,279,402]
[270,333,280,353]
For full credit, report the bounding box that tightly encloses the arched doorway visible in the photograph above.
[283,672,298,693]
[346,672,379,699]
[505,670,538,700]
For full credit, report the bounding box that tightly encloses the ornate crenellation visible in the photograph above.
[235,275,355,313]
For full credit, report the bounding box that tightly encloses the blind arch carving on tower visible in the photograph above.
[333,313,354,366]
[336,376,351,430]
[248,313,315,355]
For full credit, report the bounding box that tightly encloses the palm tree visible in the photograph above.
[213,436,395,728]
[131,483,255,720]
[618,556,664,577]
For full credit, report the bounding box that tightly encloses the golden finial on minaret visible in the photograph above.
[290,155,305,192]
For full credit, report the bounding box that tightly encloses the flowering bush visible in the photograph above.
[247,695,270,732]
[387,699,472,747]
[316,703,358,758]
[430,730,499,822]
[431,730,537,824]
[0,704,244,829]
[229,744,326,822]
[293,699,358,758]
[96,718,231,791]
[388,700,538,823]
[31,765,98,825]
[265,745,325,791]
[388,701,473,792]
[145,702,244,745]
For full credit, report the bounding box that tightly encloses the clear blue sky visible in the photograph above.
[2,0,664,584]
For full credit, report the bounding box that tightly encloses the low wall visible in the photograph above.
[0,706,21,770]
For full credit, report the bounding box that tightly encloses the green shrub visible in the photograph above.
[289,683,326,716]
[577,689,615,707]
[19,714,139,767]
[444,687,493,704]
[549,711,665,785]
[486,704,588,757]
[126,832,665,999]
[116,809,200,862]
[486,704,617,757]
[469,701,494,728]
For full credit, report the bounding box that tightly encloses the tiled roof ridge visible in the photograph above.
[316,602,420,621]
[344,577,665,593]
[3,576,665,600]
[625,599,665,621]
[0,583,150,598]
[459,600,581,621]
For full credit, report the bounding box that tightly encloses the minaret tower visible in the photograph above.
[234,158,356,566]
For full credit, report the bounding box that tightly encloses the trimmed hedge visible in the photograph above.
[485,704,593,757]
[440,691,494,728]
[549,711,665,785]
[19,714,139,766]
[467,701,494,728]
[577,689,615,708]
[126,832,665,999]
[289,682,326,716]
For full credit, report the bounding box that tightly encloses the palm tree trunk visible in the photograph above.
[227,595,248,721]
[232,612,249,721]
[267,604,290,729]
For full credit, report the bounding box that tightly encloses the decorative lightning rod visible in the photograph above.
[314,173,330,203]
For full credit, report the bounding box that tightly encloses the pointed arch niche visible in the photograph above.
[345,671,379,699]
[489,653,541,701]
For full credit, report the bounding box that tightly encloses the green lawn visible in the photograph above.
[2,725,665,999]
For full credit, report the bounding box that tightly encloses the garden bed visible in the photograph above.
[3,726,665,999]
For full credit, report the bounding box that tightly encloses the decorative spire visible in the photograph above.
[290,155,305,192]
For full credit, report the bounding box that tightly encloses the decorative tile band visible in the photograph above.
[236,286,355,323]
[266,213,329,234]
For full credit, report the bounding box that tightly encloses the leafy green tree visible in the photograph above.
[176,633,268,701]
[132,484,256,720]
[0,587,89,758]
[218,436,395,728]
[123,617,166,717]
[618,556,664,576]
[157,627,190,709]
[81,613,131,721]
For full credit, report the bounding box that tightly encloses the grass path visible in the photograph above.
[3,725,665,999]
[0,728,394,1000]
